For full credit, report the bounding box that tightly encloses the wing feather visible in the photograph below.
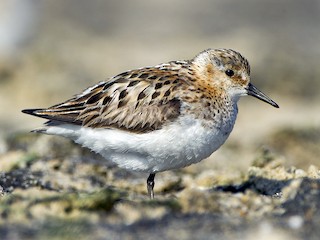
[23,61,190,133]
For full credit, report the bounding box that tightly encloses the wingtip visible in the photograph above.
[22,108,42,116]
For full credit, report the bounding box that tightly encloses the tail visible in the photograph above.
[21,109,47,133]
[22,108,78,134]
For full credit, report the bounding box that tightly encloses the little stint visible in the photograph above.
[22,48,279,198]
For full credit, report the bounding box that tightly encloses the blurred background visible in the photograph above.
[1,0,319,170]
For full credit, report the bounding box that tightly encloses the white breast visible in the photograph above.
[44,111,237,173]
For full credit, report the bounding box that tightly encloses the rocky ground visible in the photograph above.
[0,130,320,240]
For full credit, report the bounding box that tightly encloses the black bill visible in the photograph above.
[247,83,279,108]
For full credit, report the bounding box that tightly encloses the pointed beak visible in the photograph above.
[247,83,279,108]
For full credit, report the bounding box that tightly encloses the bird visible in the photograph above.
[22,48,279,199]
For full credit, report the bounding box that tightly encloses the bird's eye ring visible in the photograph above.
[225,69,234,77]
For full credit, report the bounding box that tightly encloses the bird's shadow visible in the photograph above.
[213,176,292,197]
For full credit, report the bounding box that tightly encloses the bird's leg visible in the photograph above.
[147,173,155,199]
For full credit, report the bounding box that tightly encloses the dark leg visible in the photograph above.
[147,173,156,199]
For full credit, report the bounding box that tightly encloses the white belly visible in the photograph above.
[44,114,236,173]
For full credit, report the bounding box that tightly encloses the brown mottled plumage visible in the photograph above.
[26,61,193,133]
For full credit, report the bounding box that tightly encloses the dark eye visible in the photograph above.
[225,69,234,77]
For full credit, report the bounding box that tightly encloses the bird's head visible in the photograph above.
[193,48,279,108]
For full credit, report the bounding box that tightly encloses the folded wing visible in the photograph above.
[22,64,186,133]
